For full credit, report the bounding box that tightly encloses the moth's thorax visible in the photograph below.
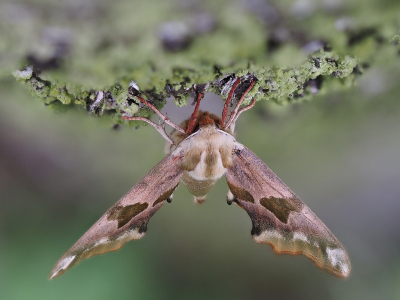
[168,111,233,150]
[181,126,235,178]
[171,115,235,198]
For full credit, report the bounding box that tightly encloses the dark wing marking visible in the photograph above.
[225,142,351,278]
[50,150,184,279]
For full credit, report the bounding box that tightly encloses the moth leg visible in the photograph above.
[226,189,235,205]
[185,92,204,134]
[194,196,206,204]
[224,79,256,131]
[127,91,185,134]
[122,116,174,144]
[227,98,257,133]
[220,78,241,128]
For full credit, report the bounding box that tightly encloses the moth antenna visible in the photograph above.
[224,79,256,130]
[186,92,204,134]
[122,116,174,144]
[220,77,241,127]
[130,94,185,134]
[194,196,206,204]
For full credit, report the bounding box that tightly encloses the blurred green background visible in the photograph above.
[1,0,400,299]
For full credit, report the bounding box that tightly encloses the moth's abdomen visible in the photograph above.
[181,174,217,198]
[181,149,226,198]
[178,125,235,199]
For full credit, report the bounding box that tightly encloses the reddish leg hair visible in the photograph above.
[224,80,256,130]
[185,92,204,134]
[219,78,241,127]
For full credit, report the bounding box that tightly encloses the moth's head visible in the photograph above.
[196,111,222,129]
[169,111,232,148]
[182,110,231,132]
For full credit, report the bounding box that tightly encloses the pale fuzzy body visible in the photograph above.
[167,112,235,203]
[174,127,235,200]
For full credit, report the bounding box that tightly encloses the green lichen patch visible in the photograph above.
[13,48,358,124]
[9,0,400,127]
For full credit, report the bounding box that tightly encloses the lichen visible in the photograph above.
[12,48,357,123]
[8,0,400,126]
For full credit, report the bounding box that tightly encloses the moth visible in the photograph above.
[50,76,351,279]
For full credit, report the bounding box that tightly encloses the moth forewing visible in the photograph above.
[49,147,185,279]
[225,142,351,278]
[50,75,351,279]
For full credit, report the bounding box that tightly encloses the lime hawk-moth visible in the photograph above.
[50,76,351,279]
